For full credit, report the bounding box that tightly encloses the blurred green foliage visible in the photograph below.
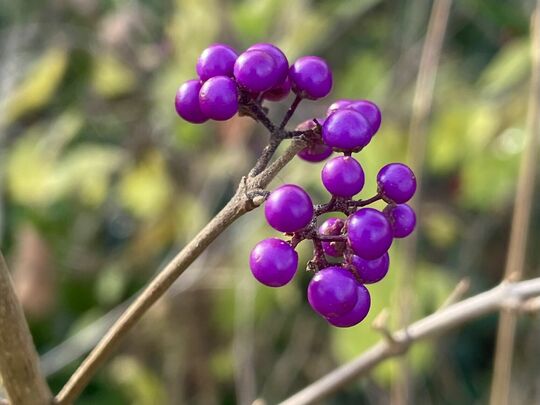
[1,0,540,404]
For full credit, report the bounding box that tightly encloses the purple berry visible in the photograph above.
[248,43,289,83]
[321,156,365,197]
[347,208,393,260]
[262,77,291,102]
[319,217,346,257]
[196,44,238,81]
[326,99,352,116]
[308,267,358,318]
[350,252,389,284]
[289,56,333,100]
[384,203,416,238]
[347,100,382,134]
[326,284,371,327]
[175,80,208,124]
[322,109,372,150]
[249,238,298,287]
[377,163,416,203]
[297,143,333,162]
[234,50,280,92]
[264,184,314,232]
[199,76,239,121]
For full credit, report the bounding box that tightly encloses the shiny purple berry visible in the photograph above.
[350,252,389,284]
[248,43,289,83]
[347,208,393,260]
[377,163,416,203]
[322,109,372,150]
[174,80,208,124]
[321,156,365,197]
[249,238,298,287]
[234,50,280,92]
[262,77,291,102]
[326,284,371,327]
[347,100,382,134]
[196,44,238,81]
[308,267,358,318]
[326,99,352,116]
[384,203,416,238]
[199,76,239,121]
[289,56,333,100]
[319,217,346,257]
[264,184,314,233]
[297,143,333,162]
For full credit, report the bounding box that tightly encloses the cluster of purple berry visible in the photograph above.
[175,43,332,123]
[175,43,417,328]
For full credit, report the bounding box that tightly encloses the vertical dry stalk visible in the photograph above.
[489,4,540,405]
[0,251,52,405]
[393,0,452,403]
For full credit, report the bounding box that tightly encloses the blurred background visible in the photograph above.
[1,0,540,403]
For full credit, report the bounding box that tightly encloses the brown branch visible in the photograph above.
[397,0,453,402]
[0,251,52,405]
[490,5,540,405]
[278,276,540,405]
[55,137,307,405]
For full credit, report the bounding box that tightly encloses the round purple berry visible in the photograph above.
[262,77,291,102]
[249,238,298,287]
[308,267,358,318]
[326,284,371,327]
[347,208,393,260]
[247,43,289,83]
[298,143,333,162]
[326,99,352,116]
[321,156,365,197]
[264,184,314,233]
[384,203,416,238]
[174,80,208,124]
[377,163,417,203]
[289,56,333,100]
[199,76,239,121]
[234,50,280,92]
[319,217,346,257]
[350,252,389,284]
[347,100,382,134]
[322,109,372,150]
[196,44,238,81]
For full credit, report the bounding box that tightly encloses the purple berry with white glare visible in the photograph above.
[308,267,358,318]
[319,217,346,257]
[350,252,389,284]
[196,44,238,81]
[249,238,298,287]
[248,43,289,83]
[199,76,239,121]
[348,208,393,260]
[326,99,352,116]
[321,156,365,197]
[384,203,416,238]
[264,184,314,233]
[326,284,371,327]
[289,56,333,100]
[322,109,372,150]
[347,100,382,134]
[175,80,208,124]
[377,163,417,203]
[234,50,280,92]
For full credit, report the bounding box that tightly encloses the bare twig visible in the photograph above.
[490,5,540,405]
[397,0,453,402]
[55,136,307,404]
[278,276,540,405]
[438,278,470,311]
[0,251,52,405]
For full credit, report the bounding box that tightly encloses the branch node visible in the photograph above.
[371,309,406,355]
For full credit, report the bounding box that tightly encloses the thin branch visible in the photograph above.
[397,0,453,402]
[0,251,52,405]
[279,95,302,130]
[490,5,540,405]
[55,138,307,405]
[278,276,540,405]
